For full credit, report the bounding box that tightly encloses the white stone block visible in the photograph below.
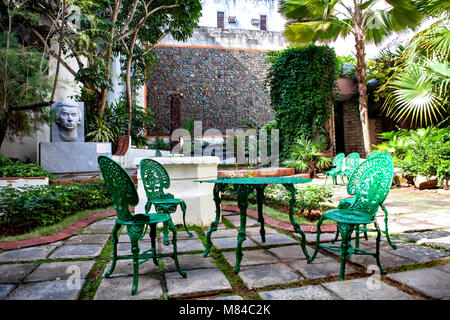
[134,156,221,227]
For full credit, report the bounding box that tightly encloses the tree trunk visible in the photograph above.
[354,35,372,156]
[125,54,133,136]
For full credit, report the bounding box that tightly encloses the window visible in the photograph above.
[260,15,267,30]
[217,11,224,29]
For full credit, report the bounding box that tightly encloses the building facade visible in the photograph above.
[146,0,289,136]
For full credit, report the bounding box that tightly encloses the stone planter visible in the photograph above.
[0,176,49,188]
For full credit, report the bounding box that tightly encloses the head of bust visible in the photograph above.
[54,100,82,142]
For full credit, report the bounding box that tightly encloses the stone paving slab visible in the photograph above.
[48,243,104,260]
[387,267,450,299]
[165,268,232,298]
[382,202,431,215]
[105,258,159,277]
[211,237,259,249]
[250,233,298,246]
[389,245,450,263]
[436,263,450,274]
[204,229,239,238]
[246,226,278,236]
[117,240,154,255]
[65,234,110,245]
[226,217,260,228]
[159,238,205,254]
[24,261,95,282]
[94,275,163,300]
[398,230,450,250]
[222,249,280,267]
[5,279,86,300]
[238,263,302,289]
[0,263,38,284]
[0,242,63,262]
[289,257,358,279]
[82,222,115,234]
[157,231,200,241]
[267,245,323,262]
[260,285,337,300]
[161,254,217,272]
[322,278,416,300]
[0,285,15,299]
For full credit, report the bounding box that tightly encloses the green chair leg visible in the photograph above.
[374,221,388,276]
[381,204,397,250]
[150,224,158,266]
[131,240,140,295]
[180,201,193,238]
[105,223,120,278]
[338,223,355,281]
[163,221,169,245]
[167,220,186,278]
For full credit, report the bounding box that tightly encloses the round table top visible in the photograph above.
[196,176,312,185]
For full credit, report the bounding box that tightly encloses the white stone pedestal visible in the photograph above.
[134,156,221,227]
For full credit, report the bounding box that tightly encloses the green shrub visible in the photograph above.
[0,156,51,178]
[374,126,450,185]
[265,44,337,159]
[264,184,333,215]
[0,181,112,235]
[283,136,332,177]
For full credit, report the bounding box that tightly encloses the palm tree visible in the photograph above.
[279,0,423,155]
[381,17,450,127]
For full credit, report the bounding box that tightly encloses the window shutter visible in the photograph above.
[217,12,224,29]
[260,15,267,30]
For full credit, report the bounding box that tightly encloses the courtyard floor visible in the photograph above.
[0,180,449,301]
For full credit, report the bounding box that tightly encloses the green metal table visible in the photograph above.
[197,177,312,273]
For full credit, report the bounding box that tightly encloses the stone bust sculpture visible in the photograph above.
[53,100,83,142]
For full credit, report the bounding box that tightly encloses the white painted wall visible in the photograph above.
[199,0,286,31]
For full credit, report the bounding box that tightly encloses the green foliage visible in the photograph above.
[336,55,357,78]
[264,184,333,216]
[378,16,450,127]
[0,181,112,235]
[283,136,332,177]
[0,156,51,178]
[148,137,171,151]
[265,45,337,159]
[0,31,52,144]
[374,126,450,183]
[85,97,155,149]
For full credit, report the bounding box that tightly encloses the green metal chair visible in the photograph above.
[324,152,345,187]
[98,156,186,295]
[139,158,193,245]
[332,152,397,250]
[308,156,394,281]
[339,152,360,185]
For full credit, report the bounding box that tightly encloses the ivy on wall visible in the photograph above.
[265,45,337,159]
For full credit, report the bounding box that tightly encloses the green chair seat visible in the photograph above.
[324,209,373,225]
[324,153,345,187]
[150,198,185,205]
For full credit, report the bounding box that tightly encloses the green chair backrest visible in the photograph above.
[344,152,360,170]
[332,153,345,169]
[368,151,392,161]
[347,152,393,195]
[98,156,138,221]
[351,156,394,216]
[139,158,171,201]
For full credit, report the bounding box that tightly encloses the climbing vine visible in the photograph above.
[265,45,338,159]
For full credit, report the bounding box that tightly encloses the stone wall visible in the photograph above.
[146,45,274,136]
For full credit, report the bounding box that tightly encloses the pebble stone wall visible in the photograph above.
[146,45,274,136]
